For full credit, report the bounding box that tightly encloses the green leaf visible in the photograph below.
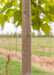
[41,23,51,35]
[13,0,19,7]
[0,14,8,27]
[32,14,42,31]
[13,10,22,26]
[49,5,54,15]
[6,8,17,17]
[0,1,13,14]
[0,0,5,3]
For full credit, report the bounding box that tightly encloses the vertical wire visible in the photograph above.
[43,37,44,56]
[1,28,3,46]
[49,34,50,51]
[16,27,17,52]
[49,33,51,57]
[1,28,5,47]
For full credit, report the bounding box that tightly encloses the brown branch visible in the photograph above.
[6,55,10,75]
[31,0,36,7]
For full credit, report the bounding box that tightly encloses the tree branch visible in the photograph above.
[31,0,39,15]
[6,55,10,75]
[31,0,36,7]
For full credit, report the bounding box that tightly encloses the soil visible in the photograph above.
[0,48,54,73]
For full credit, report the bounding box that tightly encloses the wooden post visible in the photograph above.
[22,0,31,75]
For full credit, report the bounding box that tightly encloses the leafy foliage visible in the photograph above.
[0,14,8,27]
[0,0,54,35]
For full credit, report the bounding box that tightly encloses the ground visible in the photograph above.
[0,37,54,74]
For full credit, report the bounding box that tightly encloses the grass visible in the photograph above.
[0,46,54,57]
[32,49,54,57]
[0,46,22,52]
[33,45,54,49]
[0,56,53,75]
[0,56,22,75]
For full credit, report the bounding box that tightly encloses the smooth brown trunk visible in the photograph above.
[22,0,31,75]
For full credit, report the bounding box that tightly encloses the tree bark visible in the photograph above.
[22,0,31,75]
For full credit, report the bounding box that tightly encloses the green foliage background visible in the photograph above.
[0,0,54,35]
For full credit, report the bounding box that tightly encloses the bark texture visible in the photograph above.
[22,0,31,75]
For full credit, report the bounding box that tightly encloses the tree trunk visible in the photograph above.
[22,0,31,75]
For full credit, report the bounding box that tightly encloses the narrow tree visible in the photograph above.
[22,0,31,75]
